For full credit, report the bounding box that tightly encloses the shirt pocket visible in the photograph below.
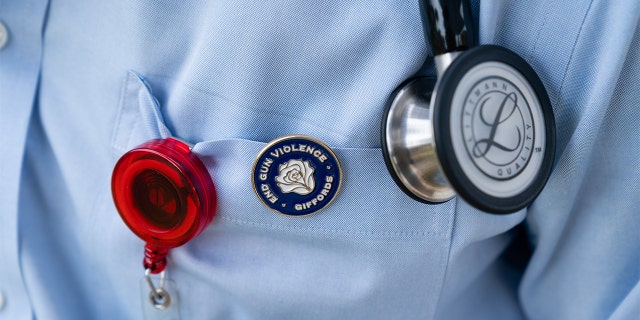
[111,70,455,319]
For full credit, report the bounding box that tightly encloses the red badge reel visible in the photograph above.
[112,138,217,274]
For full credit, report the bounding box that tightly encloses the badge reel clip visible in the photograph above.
[382,0,556,214]
[112,138,217,314]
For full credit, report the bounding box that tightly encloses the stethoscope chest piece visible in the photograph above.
[382,76,457,203]
[382,0,555,214]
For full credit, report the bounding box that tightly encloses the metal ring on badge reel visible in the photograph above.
[381,0,555,214]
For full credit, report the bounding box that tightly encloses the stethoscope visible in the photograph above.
[381,0,555,214]
[110,0,556,310]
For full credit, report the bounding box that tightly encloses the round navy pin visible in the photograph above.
[252,135,342,217]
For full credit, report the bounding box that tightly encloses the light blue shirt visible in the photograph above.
[1,0,638,319]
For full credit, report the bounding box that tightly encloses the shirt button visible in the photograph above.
[0,290,5,311]
[0,21,9,49]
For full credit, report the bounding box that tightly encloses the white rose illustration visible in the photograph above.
[275,159,315,195]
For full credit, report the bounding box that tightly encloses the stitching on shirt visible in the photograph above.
[112,71,145,153]
[551,0,595,109]
[123,97,139,154]
[530,3,549,58]
[218,216,448,238]
[432,196,459,318]
[111,73,132,153]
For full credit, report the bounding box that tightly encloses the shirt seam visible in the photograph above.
[431,196,458,318]
[217,216,448,238]
[548,0,595,110]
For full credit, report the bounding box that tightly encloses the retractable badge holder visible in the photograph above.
[112,138,217,318]
[382,0,556,214]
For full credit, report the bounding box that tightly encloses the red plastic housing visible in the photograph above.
[111,138,217,272]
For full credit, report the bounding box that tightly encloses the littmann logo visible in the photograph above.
[461,77,537,180]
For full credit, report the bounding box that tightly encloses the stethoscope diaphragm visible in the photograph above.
[382,0,555,214]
